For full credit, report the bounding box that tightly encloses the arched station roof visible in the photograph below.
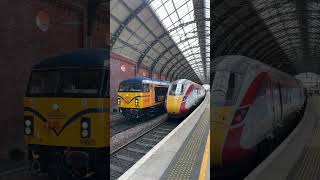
[213,0,320,80]
[111,0,210,84]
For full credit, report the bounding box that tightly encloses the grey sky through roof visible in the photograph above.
[149,0,210,82]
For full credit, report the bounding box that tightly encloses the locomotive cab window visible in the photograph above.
[212,71,244,105]
[27,71,59,96]
[118,83,142,92]
[169,83,185,95]
[226,73,235,100]
[143,84,150,92]
[210,72,216,87]
[61,70,103,97]
[103,69,109,97]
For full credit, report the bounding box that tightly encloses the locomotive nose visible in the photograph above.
[211,106,233,167]
[166,96,183,114]
[212,106,253,167]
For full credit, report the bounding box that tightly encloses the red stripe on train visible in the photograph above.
[240,72,268,107]
[222,126,253,166]
[180,84,193,113]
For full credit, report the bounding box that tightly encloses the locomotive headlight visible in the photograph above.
[24,116,34,136]
[135,99,138,106]
[25,120,32,127]
[81,130,89,138]
[80,117,91,139]
[25,127,32,135]
[81,121,89,129]
[117,98,121,105]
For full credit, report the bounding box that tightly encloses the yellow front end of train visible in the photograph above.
[117,77,168,119]
[211,106,234,167]
[166,96,183,114]
[117,91,153,109]
[23,49,109,179]
[24,97,109,147]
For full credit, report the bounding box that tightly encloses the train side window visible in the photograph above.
[143,84,150,92]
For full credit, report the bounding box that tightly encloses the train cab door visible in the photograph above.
[190,85,196,106]
[150,84,154,105]
[271,81,282,128]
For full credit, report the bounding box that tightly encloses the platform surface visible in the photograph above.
[119,95,210,180]
[245,97,320,180]
[160,105,210,180]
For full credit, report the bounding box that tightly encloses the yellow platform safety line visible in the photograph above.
[199,130,210,180]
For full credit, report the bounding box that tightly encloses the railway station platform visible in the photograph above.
[245,96,320,180]
[118,95,210,180]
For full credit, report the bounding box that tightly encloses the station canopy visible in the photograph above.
[110,0,210,84]
[213,0,320,75]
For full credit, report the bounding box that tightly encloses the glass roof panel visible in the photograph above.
[251,0,299,60]
[150,0,208,81]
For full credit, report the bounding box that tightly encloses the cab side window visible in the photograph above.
[103,69,109,97]
[143,84,150,92]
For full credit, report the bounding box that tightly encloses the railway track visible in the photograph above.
[0,166,27,177]
[110,113,167,137]
[110,118,181,180]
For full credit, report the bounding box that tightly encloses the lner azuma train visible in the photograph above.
[166,79,206,117]
[211,55,306,171]
[117,77,169,119]
[24,49,109,179]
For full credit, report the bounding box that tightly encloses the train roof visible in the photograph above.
[212,55,293,78]
[171,79,201,86]
[32,48,109,69]
[121,77,169,86]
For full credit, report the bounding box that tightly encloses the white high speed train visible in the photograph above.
[211,55,307,168]
[166,79,205,117]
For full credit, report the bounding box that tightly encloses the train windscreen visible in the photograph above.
[118,83,143,92]
[27,71,59,96]
[60,70,103,96]
[169,83,185,96]
[27,69,104,97]
[211,71,243,106]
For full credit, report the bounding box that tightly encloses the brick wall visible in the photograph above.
[110,52,167,112]
[0,0,106,152]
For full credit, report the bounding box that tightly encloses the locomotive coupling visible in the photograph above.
[30,159,41,176]
[65,151,90,177]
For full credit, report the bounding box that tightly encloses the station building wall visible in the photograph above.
[0,0,107,153]
[110,52,166,112]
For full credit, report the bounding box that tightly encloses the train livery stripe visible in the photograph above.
[24,107,108,136]
[180,84,193,112]
[117,95,149,104]
[222,126,246,165]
